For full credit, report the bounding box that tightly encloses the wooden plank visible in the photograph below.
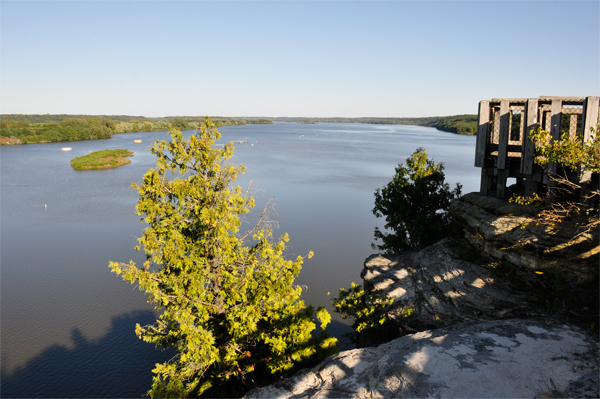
[582,96,599,142]
[497,100,510,169]
[475,101,489,167]
[550,99,562,140]
[496,168,507,199]
[521,99,538,174]
[480,169,490,196]
[544,99,562,187]
[579,96,600,183]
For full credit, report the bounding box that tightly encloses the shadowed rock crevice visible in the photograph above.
[361,239,537,334]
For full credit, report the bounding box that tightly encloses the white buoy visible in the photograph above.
[134,139,142,144]
[45,204,47,210]
[61,147,72,151]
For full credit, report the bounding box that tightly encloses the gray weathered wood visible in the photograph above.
[497,100,510,169]
[520,99,538,174]
[479,169,490,196]
[579,96,600,183]
[496,168,507,199]
[545,99,562,184]
[550,99,562,140]
[582,96,599,142]
[475,101,489,167]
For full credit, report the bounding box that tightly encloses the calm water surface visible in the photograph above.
[1,122,478,397]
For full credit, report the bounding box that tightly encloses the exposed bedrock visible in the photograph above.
[245,319,599,399]
[361,239,538,333]
[450,192,598,285]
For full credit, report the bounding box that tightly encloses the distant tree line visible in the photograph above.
[0,118,115,144]
[272,114,477,135]
[0,115,273,144]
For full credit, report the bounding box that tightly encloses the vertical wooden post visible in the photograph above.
[578,97,600,198]
[497,100,510,170]
[550,99,562,141]
[544,100,562,197]
[480,167,490,196]
[582,96,599,142]
[496,169,507,199]
[495,100,510,199]
[475,101,489,167]
[521,99,538,175]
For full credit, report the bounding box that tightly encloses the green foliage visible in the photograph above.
[0,118,115,143]
[71,149,134,170]
[427,114,478,135]
[109,118,337,398]
[332,283,397,347]
[372,148,462,253]
[170,117,187,131]
[529,125,600,172]
[0,115,273,144]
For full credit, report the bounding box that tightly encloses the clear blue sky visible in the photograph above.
[1,1,598,118]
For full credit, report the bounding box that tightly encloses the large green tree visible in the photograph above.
[110,119,336,398]
[372,148,462,253]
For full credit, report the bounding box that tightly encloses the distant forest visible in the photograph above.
[272,115,478,135]
[0,115,273,144]
[0,113,477,145]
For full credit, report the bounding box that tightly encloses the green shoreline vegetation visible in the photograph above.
[272,115,478,135]
[0,115,274,145]
[0,114,476,145]
[71,149,134,170]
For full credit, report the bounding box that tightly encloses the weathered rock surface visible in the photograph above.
[245,319,599,399]
[361,239,537,333]
[450,192,599,285]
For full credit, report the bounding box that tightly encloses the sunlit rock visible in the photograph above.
[245,319,598,399]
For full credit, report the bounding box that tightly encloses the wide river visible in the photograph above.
[1,122,479,397]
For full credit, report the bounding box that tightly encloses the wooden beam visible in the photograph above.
[582,96,599,142]
[496,169,507,199]
[550,99,562,141]
[521,99,538,175]
[497,100,510,170]
[544,99,562,188]
[579,96,600,183]
[475,101,489,167]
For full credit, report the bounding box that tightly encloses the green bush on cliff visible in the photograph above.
[372,148,462,253]
[332,282,397,347]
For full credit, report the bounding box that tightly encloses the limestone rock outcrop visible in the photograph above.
[450,192,598,285]
[361,239,536,333]
[245,319,599,399]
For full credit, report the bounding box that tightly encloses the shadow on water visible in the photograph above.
[1,310,175,398]
[1,311,355,399]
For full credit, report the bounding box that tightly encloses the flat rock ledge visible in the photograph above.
[450,192,599,285]
[245,319,598,399]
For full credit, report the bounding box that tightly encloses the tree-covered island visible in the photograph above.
[71,149,134,170]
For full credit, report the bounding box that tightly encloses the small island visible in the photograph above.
[71,149,134,170]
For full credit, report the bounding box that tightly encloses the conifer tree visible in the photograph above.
[110,118,337,397]
[372,148,462,253]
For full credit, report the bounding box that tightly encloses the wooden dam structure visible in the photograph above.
[474,96,599,200]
